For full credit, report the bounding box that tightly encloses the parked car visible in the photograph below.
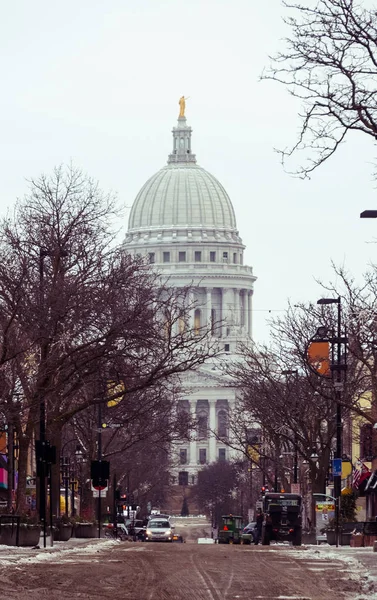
[241,522,257,544]
[145,519,173,542]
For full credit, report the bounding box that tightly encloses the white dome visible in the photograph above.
[128,163,237,232]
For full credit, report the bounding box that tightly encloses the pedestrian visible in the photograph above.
[254,509,264,545]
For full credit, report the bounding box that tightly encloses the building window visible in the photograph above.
[224,344,230,352]
[360,423,373,461]
[222,252,228,263]
[197,411,208,440]
[199,448,207,465]
[148,252,155,264]
[194,308,201,335]
[195,251,202,262]
[219,448,226,461]
[180,449,188,465]
[191,475,195,485]
[233,253,237,264]
[178,471,188,486]
[163,252,170,263]
[179,251,186,262]
[210,251,216,262]
[218,410,228,439]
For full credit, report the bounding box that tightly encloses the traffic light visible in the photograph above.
[261,486,266,497]
[90,460,110,480]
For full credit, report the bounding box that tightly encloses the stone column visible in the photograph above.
[243,290,248,333]
[189,401,197,467]
[221,288,229,338]
[248,291,253,337]
[206,288,212,329]
[188,290,195,331]
[234,288,240,326]
[209,400,217,463]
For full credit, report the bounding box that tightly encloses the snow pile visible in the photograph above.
[289,545,377,600]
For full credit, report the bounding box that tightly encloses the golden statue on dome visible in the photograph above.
[179,96,186,118]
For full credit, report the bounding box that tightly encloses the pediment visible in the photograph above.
[182,364,234,388]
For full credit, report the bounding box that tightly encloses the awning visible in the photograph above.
[365,471,377,493]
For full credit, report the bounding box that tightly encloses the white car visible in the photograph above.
[145,519,173,542]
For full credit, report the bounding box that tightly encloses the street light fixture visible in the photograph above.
[310,450,319,463]
[360,210,377,218]
[317,296,345,548]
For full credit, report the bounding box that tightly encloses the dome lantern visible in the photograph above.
[168,116,197,165]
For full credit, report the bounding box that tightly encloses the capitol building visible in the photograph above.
[124,105,256,485]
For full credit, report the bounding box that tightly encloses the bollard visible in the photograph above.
[373,540,377,553]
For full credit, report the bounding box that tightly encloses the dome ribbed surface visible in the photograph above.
[128,164,237,231]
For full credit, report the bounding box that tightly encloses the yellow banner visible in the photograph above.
[107,380,125,408]
[247,445,260,464]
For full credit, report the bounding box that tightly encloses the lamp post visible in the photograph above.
[37,247,67,546]
[282,370,299,485]
[317,296,345,548]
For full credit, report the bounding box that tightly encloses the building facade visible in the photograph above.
[124,111,256,484]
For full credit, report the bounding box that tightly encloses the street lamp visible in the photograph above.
[317,296,345,548]
[37,247,67,547]
[360,210,377,218]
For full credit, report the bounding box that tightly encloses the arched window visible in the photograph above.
[197,410,208,440]
[360,423,373,461]
[218,409,228,438]
[194,309,201,335]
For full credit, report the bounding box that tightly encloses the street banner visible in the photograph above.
[307,341,330,377]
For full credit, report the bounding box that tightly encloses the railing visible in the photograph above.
[0,514,20,546]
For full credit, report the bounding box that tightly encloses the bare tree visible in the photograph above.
[0,165,219,513]
[262,0,377,177]
[226,265,377,501]
[193,461,239,527]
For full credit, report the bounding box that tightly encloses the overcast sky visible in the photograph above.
[1,0,377,343]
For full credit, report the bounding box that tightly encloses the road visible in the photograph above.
[0,538,371,600]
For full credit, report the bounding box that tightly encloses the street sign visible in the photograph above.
[91,481,108,493]
[93,490,107,498]
[332,458,342,477]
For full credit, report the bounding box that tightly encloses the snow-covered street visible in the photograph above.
[0,538,376,599]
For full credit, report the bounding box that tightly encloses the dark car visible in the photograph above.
[129,519,146,541]
[240,521,256,545]
[244,522,257,538]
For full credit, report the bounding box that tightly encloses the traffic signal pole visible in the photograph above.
[98,402,102,539]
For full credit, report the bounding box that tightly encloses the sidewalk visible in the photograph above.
[0,536,115,562]
[338,546,377,580]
